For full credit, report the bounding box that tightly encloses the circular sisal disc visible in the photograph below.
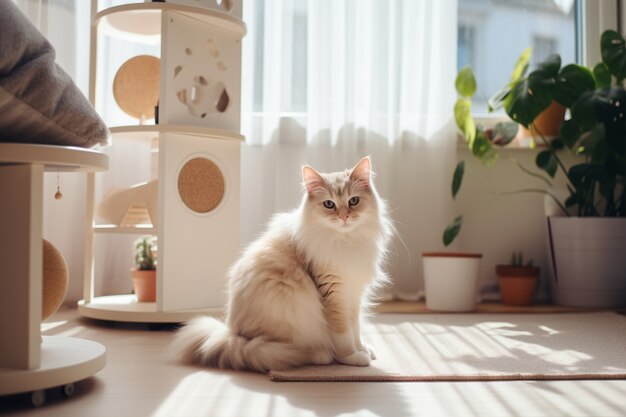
[177,157,225,214]
[42,239,68,321]
[113,55,160,120]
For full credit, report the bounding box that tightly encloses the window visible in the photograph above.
[458,0,578,114]
[532,35,558,66]
[458,24,477,70]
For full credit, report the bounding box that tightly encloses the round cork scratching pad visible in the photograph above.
[42,239,68,321]
[113,55,160,119]
[177,157,225,213]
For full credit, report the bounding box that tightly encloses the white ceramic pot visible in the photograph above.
[547,217,626,308]
[422,252,482,312]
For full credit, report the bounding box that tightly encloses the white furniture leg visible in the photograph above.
[0,143,107,399]
[0,163,43,370]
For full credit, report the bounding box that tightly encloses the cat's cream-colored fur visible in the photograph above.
[175,157,392,372]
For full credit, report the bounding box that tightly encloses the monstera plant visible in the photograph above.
[445,29,626,246]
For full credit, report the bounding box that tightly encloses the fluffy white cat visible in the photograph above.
[175,157,392,371]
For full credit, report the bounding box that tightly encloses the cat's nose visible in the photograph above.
[340,214,349,223]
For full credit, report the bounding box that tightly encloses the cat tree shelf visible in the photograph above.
[0,143,108,171]
[108,124,244,143]
[0,336,106,397]
[78,295,222,323]
[95,2,245,42]
[93,224,156,234]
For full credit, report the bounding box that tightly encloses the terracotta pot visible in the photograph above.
[131,269,157,302]
[422,252,482,312]
[519,100,566,142]
[496,265,539,305]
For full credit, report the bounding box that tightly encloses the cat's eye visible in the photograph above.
[323,200,336,209]
[349,196,360,207]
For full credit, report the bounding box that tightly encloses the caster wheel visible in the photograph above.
[30,390,46,407]
[63,383,75,397]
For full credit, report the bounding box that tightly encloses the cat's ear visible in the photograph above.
[350,156,371,187]
[302,166,325,196]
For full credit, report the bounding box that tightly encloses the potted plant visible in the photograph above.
[421,161,482,313]
[496,252,540,306]
[454,29,626,308]
[422,251,482,312]
[132,236,157,302]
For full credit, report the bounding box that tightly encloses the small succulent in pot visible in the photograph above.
[496,252,540,306]
[132,236,157,302]
[134,236,157,271]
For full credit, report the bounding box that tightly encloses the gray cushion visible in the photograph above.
[0,1,109,148]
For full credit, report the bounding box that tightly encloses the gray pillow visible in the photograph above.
[0,1,109,148]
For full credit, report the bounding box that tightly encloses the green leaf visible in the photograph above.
[454,98,476,145]
[443,215,463,247]
[593,63,612,88]
[488,48,532,112]
[536,150,558,177]
[504,70,555,127]
[488,84,512,112]
[605,153,625,177]
[554,64,596,108]
[593,138,611,164]
[568,163,592,188]
[580,124,608,161]
[570,88,613,132]
[537,54,561,77]
[565,193,578,208]
[560,118,581,149]
[455,66,477,98]
[510,48,532,83]
[596,87,626,156]
[451,161,464,199]
[490,122,519,146]
[550,138,564,150]
[489,48,532,112]
[601,30,626,81]
[572,87,626,157]
[472,131,497,164]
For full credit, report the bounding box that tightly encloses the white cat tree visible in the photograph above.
[79,0,246,323]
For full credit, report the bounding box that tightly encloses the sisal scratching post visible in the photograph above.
[113,55,160,122]
[42,239,68,320]
[177,157,225,213]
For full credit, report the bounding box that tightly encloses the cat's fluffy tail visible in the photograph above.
[175,316,303,372]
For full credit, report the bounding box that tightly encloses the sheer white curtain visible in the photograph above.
[241,0,458,296]
[17,0,459,300]
[14,0,93,302]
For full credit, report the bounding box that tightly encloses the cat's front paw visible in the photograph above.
[358,344,376,360]
[336,351,371,367]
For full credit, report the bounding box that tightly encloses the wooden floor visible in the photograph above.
[2,307,625,417]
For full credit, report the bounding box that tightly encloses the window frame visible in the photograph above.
[579,0,619,67]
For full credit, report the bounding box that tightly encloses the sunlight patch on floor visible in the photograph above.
[40,320,67,332]
[151,371,313,417]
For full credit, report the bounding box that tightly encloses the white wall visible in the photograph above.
[455,144,580,300]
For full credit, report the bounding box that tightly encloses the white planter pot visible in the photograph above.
[422,252,482,312]
[547,217,626,308]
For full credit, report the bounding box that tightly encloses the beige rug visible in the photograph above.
[269,312,626,382]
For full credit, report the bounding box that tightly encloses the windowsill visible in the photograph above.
[457,114,550,151]
[456,135,544,151]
